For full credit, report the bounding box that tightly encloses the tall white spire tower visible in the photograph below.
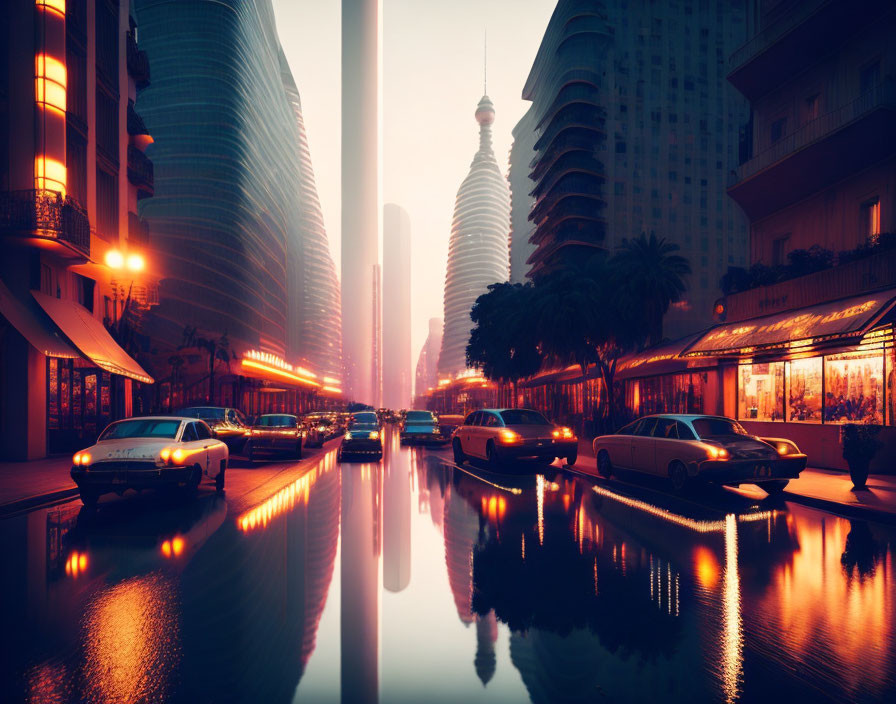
[437,94,511,377]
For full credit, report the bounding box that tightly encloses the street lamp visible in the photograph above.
[104,249,147,326]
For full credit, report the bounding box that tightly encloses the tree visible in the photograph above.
[179,326,231,404]
[467,282,542,406]
[610,233,690,347]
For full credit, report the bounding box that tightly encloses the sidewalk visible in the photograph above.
[0,456,78,515]
[575,438,896,523]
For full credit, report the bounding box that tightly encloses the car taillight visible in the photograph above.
[498,429,521,444]
[552,427,575,439]
[369,431,380,440]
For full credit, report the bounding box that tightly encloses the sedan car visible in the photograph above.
[177,406,249,453]
[337,411,383,461]
[244,414,304,463]
[400,410,446,445]
[303,413,338,448]
[592,414,807,493]
[71,416,229,507]
[452,409,578,470]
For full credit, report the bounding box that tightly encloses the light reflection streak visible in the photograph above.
[722,514,743,704]
[536,474,544,545]
[64,550,88,578]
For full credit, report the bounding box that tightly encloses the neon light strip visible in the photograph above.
[241,359,320,387]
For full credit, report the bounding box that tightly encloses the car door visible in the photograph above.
[181,422,206,469]
[460,412,480,456]
[630,417,659,474]
[195,421,223,476]
[651,418,680,477]
[480,412,501,457]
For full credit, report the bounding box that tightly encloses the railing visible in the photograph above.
[728,0,829,71]
[730,80,896,187]
[127,101,149,136]
[0,190,91,257]
[126,31,150,88]
[127,145,154,193]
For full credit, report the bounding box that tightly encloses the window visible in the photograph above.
[96,167,118,239]
[861,198,881,240]
[182,423,199,442]
[824,352,882,423]
[635,418,658,436]
[771,235,790,266]
[499,410,550,426]
[40,264,53,295]
[860,60,881,93]
[483,413,500,427]
[652,418,677,438]
[96,89,118,161]
[616,141,627,154]
[74,273,95,312]
[100,419,180,440]
[786,357,822,422]
[738,363,784,421]
[692,418,748,438]
[676,422,696,440]
[195,422,212,440]
[804,94,820,123]
[464,412,479,426]
[770,117,787,144]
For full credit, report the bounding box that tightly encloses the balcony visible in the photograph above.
[1,190,90,259]
[727,0,889,100]
[126,31,151,89]
[727,80,896,220]
[128,211,149,246]
[127,145,154,195]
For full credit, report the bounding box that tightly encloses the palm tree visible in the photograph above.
[611,233,691,347]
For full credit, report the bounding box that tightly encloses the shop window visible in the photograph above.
[786,357,822,422]
[637,373,704,416]
[861,198,880,241]
[824,352,882,423]
[738,363,784,421]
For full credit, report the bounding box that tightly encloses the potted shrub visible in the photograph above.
[840,423,882,489]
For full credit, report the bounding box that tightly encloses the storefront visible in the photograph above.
[682,289,896,471]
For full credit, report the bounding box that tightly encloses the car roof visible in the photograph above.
[112,415,190,423]
[632,414,734,422]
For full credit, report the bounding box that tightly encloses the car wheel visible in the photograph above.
[80,488,99,508]
[185,465,202,497]
[669,461,689,493]
[597,450,613,478]
[452,438,466,465]
[295,443,303,460]
[763,480,789,495]
[486,441,502,471]
[566,450,578,467]
[215,461,226,494]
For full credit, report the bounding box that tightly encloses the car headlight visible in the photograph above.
[73,452,91,466]
[345,432,353,441]
[171,448,185,465]
[160,447,172,462]
[369,431,379,440]
[776,441,797,456]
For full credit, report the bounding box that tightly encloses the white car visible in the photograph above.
[71,416,229,507]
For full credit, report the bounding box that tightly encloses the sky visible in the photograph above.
[272,0,557,374]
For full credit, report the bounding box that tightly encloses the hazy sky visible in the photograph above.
[272,0,557,368]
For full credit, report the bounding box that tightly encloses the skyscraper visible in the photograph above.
[437,95,511,377]
[371,263,382,408]
[415,317,442,399]
[508,107,538,284]
[382,204,412,410]
[342,0,381,403]
[520,0,749,337]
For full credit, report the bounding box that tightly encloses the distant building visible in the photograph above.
[521,0,749,337]
[437,95,511,377]
[382,204,412,410]
[1,0,156,458]
[508,106,537,284]
[415,317,443,400]
[135,0,343,414]
[371,263,382,408]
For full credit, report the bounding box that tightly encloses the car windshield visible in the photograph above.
[499,410,551,426]
[353,412,378,425]
[100,419,181,440]
[691,417,748,439]
[256,415,296,428]
[406,411,434,422]
[179,407,225,421]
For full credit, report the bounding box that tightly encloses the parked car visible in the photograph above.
[177,406,249,452]
[451,408,578,469]
[437,414,465,438]
[71,416,228,507]
[244,414,304,463]
[304,414,337,448]
[338,411,383,461]
[400,410,446,445]
[592,414,807,493]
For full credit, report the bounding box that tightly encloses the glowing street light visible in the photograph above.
[105,249,146,272]
[126,253,145,272]
[104,249,124,269]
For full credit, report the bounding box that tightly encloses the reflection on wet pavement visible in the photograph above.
[1,425,894,703]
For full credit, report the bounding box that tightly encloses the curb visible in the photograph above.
[0,487,80,518]
[780,490,896,525]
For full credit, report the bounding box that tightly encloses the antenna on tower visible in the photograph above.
[483,30,488,94]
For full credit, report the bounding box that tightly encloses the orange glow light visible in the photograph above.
[36,0,66,15]
[241,358,320,388]
[34,156,66,195]
[693,545,720,589]
[35,54,67,113]
[65,550,88,577]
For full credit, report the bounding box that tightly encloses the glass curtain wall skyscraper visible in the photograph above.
[437,95,511,377]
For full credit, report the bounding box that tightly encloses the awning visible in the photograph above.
[616,333,715,380]
[684,289,896,358]
[0,280,79,358]
[32,290,154,383]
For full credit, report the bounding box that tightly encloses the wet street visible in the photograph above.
[1,425,894,704]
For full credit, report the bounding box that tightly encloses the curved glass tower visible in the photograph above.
[437,95,511,377]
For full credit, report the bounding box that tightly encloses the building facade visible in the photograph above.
[414,317,442,403]
[382,203,411,410]
[437,95,511,377]
[508,106,537,284]
[520,0,750,337]
[1,0,157,459]
[134,0,343,415]
[341,0,380,404]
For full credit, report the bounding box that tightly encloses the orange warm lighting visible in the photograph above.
[161,536,185,558]
[237,460,333,533]
[241,358,320,388]
[65,550,88,577]
[105,250,124,269]
[35,54,67,114]
[36,0,66,15]
[34,156,66,195]
[693,545,721,589]
[498,429,521,444]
